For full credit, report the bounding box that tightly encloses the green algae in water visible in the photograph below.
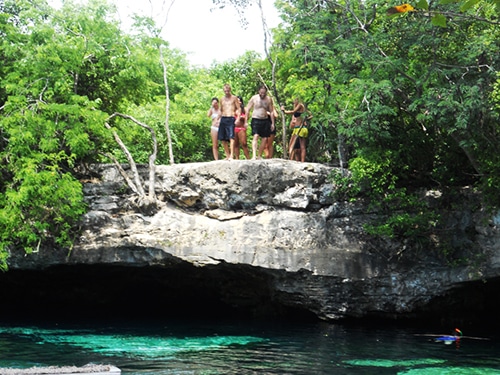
[44,334,267,358]
[0,326,267,359]
[399,367,500,374]
[344,358,446,367]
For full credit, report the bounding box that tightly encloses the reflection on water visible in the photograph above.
[0,320,499,374]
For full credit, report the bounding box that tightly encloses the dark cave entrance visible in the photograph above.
[0,264,316,324]
[1,264,499,330]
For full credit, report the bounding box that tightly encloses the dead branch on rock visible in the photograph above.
[104,113,157,201]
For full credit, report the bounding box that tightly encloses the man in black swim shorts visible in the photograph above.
[244,85,275,160]
[218,84,240,160]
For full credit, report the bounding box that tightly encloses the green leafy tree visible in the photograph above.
[0,0,120,269]
[0,0,189,269]
[272,0,500,256]
[274,0,500,190]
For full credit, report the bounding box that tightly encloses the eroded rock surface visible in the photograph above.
[6,160,500,323]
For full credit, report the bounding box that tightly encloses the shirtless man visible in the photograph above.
[218,84,240,160]
[244,85,275,160]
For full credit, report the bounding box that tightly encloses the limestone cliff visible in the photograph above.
[4,160,500,324]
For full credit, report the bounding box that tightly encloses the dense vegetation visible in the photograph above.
[1,0,499,269]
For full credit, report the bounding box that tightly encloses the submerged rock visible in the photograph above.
[0,364,120,374]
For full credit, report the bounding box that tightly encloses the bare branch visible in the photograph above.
[159,46,175,165]
[256,0,287,158]
[105,115,146,197]
[107,112,158,199]
[156,0,177,34]
[430,10,500,26]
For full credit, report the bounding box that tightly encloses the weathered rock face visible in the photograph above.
[4,160,500,325]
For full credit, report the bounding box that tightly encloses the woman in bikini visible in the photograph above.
[281,98,308,162]
[233,96,250,159]
[207,97,221,160]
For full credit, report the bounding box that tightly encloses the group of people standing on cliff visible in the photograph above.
[207,83,311,162]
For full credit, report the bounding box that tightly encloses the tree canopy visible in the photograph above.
[1,0,499,269]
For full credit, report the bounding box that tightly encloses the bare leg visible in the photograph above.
[233,133,240,160]
[288,135,298,159]
[258,137,268,159]
[265,134,275,159]
[252,134,259,159]
[229,138,235,160]
[300,138,306,162]
[211,130,219,160]
[239,131,250,159]
[222,140,230,160]
[294,137,301,161]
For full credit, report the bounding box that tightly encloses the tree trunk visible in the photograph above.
[160,46,175,165]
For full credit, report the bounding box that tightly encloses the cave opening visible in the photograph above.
[0,264,317,324]
[1,265,499,330]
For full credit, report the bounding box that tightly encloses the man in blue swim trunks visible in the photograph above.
[218,83,240,160]
[244,85,275,160]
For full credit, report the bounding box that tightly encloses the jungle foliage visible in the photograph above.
[271,0,500,250]
[1,0,499,269]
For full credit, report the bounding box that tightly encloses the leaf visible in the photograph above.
[494,0,500,11]
[460,0,479,11]
[416,0,429,10]
[431,13,447,27]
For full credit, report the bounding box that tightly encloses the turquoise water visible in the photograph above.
[0,319,499,374]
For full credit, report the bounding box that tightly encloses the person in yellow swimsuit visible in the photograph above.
[281,99,309,162]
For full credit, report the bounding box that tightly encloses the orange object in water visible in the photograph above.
[387,3,415,14]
